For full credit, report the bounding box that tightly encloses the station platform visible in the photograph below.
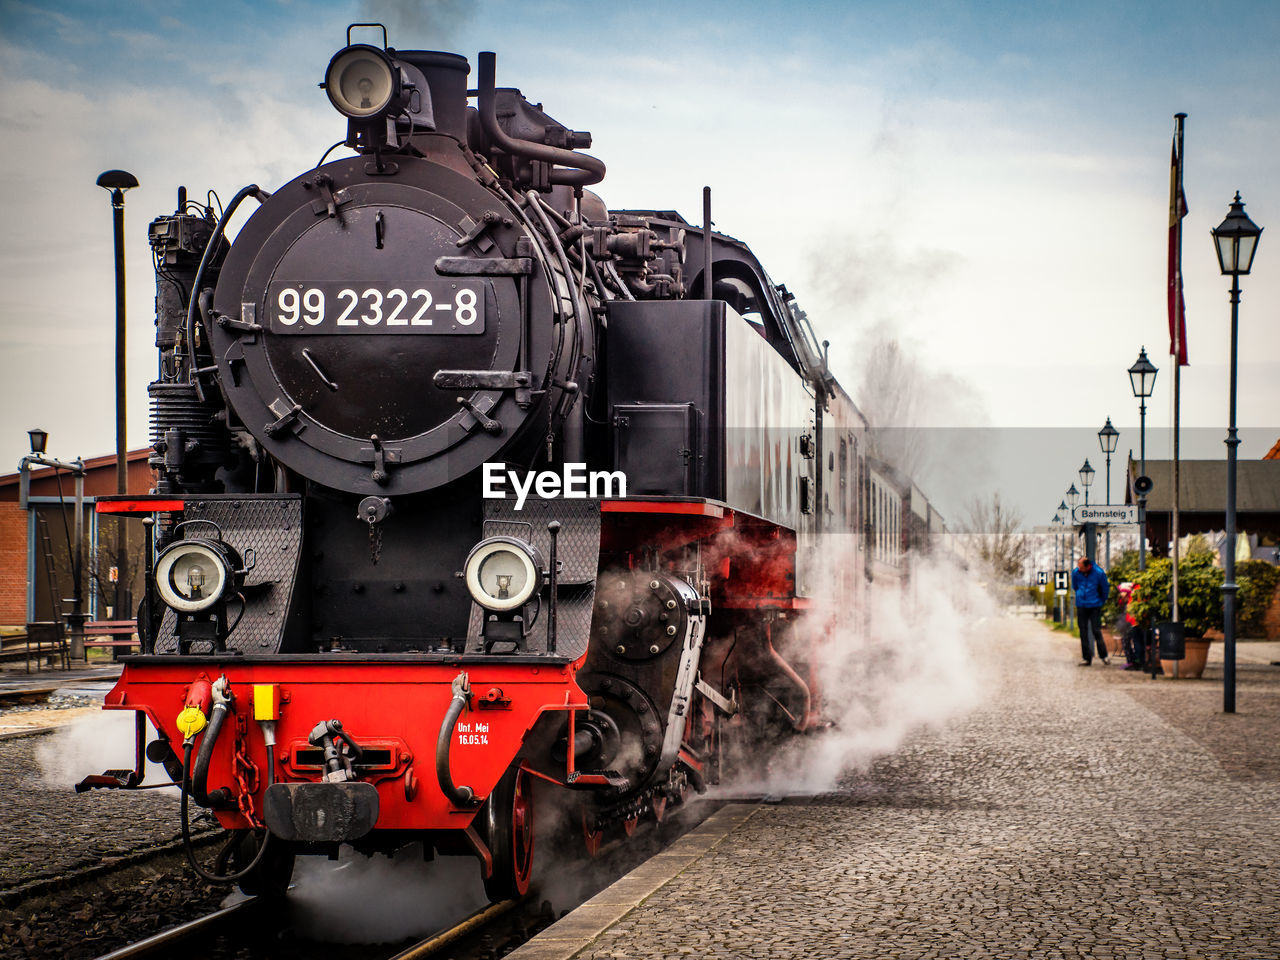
[511,618,1280,960]
[0,665,122,739]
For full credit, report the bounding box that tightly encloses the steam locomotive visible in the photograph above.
[82,26,931,900]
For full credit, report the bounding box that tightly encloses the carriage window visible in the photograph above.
[838,438,848,524]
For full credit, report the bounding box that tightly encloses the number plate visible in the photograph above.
[267,281,485,334]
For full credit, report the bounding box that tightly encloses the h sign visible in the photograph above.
[1036,571,1048,585]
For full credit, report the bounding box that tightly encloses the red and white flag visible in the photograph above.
[1168,128,1189,365]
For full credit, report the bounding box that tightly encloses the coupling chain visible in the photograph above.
[232,714,262,827]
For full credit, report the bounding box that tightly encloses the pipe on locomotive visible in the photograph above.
[191,679,235,808]
[178,678,274,884]
[182,184,268,395]
[437,672,481,806]
[476,52,605,187]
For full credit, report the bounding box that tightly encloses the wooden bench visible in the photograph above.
[83,620,139,656]
[3,623,68,672]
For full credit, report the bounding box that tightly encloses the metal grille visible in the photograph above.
[156,496,303,654]
[466,497,600,658]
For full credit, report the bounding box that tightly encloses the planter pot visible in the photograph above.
[1161,638,1211,679]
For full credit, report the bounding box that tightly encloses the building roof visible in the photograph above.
[1126,457,1280,514]
[0,448,153,499]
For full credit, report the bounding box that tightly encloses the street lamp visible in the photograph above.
[1053,511,1066,622]
[97,169,138,623]
[1097,420,1119,502]
[1128,347,1158,571]
[1064,487,1079,629]
[1098,419,1119,566]
[1078,460,1095,506]
[18,430,87,660]
[1211,191,1262,716]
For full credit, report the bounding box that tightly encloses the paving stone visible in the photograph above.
[513,619,1280,960]
[0,736,200,892]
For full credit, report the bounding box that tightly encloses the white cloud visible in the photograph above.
[0,1,1275,479]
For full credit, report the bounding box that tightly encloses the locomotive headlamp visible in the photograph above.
[155,540,233,613]
[464,538,543,612]
[324,44,400,119]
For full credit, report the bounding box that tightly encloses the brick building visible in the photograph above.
[0,449,152,626]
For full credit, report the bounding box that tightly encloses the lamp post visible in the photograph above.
[18,429,86,660]
[1211,192,1262,716]
[1054,510,1065,623]
[1098,418,1119,565]
[1057,500,1070,623]
[1054,512,1064,624]
[1078,460,1095,506]
[1066,485,1080,629]
[1078,461,1097,564]
[1128,348,1158,571]
[97,169,138,622]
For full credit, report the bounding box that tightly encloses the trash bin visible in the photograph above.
[1154,621,1185,661]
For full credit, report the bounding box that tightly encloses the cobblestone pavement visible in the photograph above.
[538,618,1280,959]
[0,735,200,893]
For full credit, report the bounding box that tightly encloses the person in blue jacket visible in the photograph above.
[1072,556,1111,665]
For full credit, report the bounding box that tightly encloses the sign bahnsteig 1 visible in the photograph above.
[1071,505,1139,524]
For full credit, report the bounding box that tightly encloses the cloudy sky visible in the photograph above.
[1,0,1277,523]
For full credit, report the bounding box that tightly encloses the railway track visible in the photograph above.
[0,831,221,912]
[387,898,533,960]
[69,798,720,960]
[92,897,266,960]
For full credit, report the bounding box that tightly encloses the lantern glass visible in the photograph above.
[27,428,47,454]
[1066,485,1079,509]
[1079,460,1095,489]
[1128,348,1157,399]
[1211,193,1263,276]
[1098,418,1119,455]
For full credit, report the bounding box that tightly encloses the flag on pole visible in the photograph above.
[1168,129,1189,365]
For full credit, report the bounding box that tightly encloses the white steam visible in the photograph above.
[357,0,476,47]
[720,545,992,796]
[284,845,488,943]
[35,710,172,790]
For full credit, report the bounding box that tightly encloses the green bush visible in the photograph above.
[1237,559,1280,637]
[1128,546,1224,638]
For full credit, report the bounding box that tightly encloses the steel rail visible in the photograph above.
[91,896,263,960]
[387,897,525,960]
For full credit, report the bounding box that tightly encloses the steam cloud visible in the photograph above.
[36,710,172,790]
[853,325,991,506]
[717,539,992,796]
[357,0,476,47]
[283,845,488,943]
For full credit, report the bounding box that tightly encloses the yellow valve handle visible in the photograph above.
[176,705,208,739]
